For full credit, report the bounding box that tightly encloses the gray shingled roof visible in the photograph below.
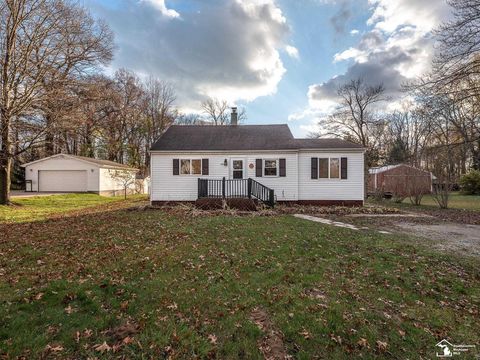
[72,155,137,169]
[293,138,363,149]
[150,125,363,151]
[21,154,139,170]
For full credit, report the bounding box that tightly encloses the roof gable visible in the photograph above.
[151,125,363,151]
[151,125,295,151]
[21,154,137,170]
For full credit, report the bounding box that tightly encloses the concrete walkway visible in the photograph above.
[293,214,391,234]
[293,214,360,230]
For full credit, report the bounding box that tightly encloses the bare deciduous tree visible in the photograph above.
[108,169,136,199]
[432,0,480,100]
[201,98,246,125]
[316,78,388,166]
[143,77,177,168]
[175,113,203,125]
[0,0,113,204]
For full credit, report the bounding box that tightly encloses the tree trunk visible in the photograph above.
[0,110,12,205]
[472,145,480,171]
[45,113,55,156]
[144,144,150,172]
[0,156,12,205]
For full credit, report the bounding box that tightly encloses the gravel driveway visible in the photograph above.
[394,222,480,257]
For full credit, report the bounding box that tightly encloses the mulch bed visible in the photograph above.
[143,201,480,224]
[142,203,402,219]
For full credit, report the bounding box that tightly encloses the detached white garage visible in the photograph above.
[39,170,88,192]
[22,154,139,196]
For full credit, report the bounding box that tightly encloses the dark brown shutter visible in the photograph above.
[202,159,209,175]
[311,157,318,179]
[173,159,179,175]
[279,158,286,177]
[341,157,348,179]
[256,159,262,177]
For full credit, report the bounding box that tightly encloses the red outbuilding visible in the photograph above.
[368,164,435,196]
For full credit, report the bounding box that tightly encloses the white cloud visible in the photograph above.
[367,0,449,34]
[350,29,359,35]
[289,0,451,134]
[143,0,180,18]
[285,45,300,59]
[96,0,290,109]
[333,47,366,63]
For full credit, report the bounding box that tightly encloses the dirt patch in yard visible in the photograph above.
[250,308,289,360]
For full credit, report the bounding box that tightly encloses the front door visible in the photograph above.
[230,159,244,179]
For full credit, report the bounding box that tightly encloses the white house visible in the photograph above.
[150,117,365,206]
[22,154,140,196]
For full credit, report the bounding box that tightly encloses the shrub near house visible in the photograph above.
[459,170,480,195]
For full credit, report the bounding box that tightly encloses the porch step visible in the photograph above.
[198,177,275,207]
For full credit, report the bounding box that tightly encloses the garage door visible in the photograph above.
[38,170,88,192]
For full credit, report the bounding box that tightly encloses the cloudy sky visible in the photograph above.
[87,0,451,137]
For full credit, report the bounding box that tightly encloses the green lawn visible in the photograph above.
[412,192,480,210]
[370,192,480,211]
[0,194,146,223]
[0,198,479,359]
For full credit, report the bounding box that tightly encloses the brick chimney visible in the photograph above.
[231,107,238,126]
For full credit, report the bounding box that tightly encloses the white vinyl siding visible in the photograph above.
[151,150,364,202]
[98,168,137,193]
[298,151,364,201]
[151,152,299,201]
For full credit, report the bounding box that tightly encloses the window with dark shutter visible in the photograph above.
[279,158,286,177]
[256,159,262,177]
[311,157,318,179]
[202,159,209,175]
[319,158,329,178]
[341,157,348,179]
[173,159,179,175]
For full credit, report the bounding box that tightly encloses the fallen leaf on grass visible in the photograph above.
[376,340,388,352]
[122,336,135,345]
[357,338,369,348]
[208,334,217,345]
[106,322,139,341]
[47,325,59,335]
[64,305,74,314]
[330,334,341,344]
[44,344,63,353]
[167,302,178,310]
[94,341,111,353]
[300,329,311,340]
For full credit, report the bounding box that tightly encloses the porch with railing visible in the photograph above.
[198,177,275,207]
